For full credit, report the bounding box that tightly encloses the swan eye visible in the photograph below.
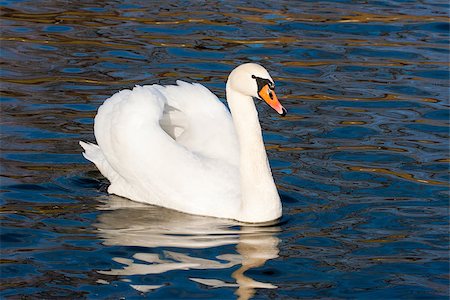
[253,75,275,96]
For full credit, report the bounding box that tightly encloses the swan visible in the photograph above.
[80,63,286,223]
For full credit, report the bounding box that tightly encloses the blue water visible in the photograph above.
[1,1,449,299]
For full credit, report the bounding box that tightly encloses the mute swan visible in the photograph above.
[80,63,286,223]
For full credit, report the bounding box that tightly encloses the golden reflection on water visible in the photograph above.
[95,196,280,299]
[348,166,447,186]
[435,158,450,163]
[0,75,135,85]
[339,121,367,125]
[282,93,404,101]
[0,36,140,50]
[266,144,410,154]
[237,5,450,23]
[360,233,408,243]
[335,145,408,153]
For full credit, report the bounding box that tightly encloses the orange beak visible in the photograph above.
[258,85,287,116]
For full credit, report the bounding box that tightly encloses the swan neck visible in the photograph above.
[225,85,282,223]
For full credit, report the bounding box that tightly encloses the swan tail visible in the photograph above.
[80,141,120,183]
[80,141,140,201]
[80,141,101,163]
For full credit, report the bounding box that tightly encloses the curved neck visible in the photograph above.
[226,85,282,223]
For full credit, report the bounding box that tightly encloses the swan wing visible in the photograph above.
[83,84,240,218]
[152,81,239,167]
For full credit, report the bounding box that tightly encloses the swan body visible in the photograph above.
[81,63,286,223]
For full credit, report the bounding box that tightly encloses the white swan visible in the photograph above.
[80,63,286,223]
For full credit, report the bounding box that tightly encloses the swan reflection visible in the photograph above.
[95,196,280,299]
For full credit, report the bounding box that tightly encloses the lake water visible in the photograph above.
[1,0,449,299]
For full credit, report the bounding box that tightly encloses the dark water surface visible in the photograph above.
[1,0,449,299]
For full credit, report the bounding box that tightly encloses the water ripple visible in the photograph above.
[1,0,449,299]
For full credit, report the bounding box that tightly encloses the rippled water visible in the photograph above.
[1,0,449,298]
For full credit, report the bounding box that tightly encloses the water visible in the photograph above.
[1,0,449,298]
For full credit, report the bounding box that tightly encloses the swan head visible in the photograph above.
[227,63,287,116]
